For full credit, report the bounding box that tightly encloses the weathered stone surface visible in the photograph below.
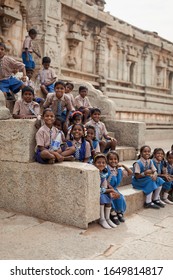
[0,161,100,229]
[105,120,146,149]
[0,92,10,120]
[0,119,37,163]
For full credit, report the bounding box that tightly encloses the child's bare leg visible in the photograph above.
[105,139,117,151]
[99,140,106,153]
[40,150,56,163]
[61,146,75,161]
[61,146,75,156]
[51,151,64,162]
[40,85,48,97]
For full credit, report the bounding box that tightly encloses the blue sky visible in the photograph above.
[105,0,173,42]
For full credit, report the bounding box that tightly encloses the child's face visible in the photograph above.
[22,91,34,103]
[55,84,65,99]
[154,150,164,162]
[79,89,88,98]
[0,46,5,58]
[167,155,173,165]
[54,120,62,130]
[65,85,73,93]
[141,147,151,160]
[95,157,106,172]
[91,112,100,122]
[43,111,55,126]
[72,125,84,140]
[26,70,34,79]
[30,34,37,40]
[86,128,95,140]
[107,154,119,168]
[43,62,50,69]
[74,116,82,124]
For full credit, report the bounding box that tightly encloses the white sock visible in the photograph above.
[145,192,153,203]
[100,205,105,220]
[153,186,162,201]
[105,207,117,228]
[163,192,168,200]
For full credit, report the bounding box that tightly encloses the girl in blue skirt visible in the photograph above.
[107,151,132,225]
[132,145,165,209]
[94,153,119,229]
[151,148,173,205]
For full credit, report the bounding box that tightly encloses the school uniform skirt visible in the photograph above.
[132,176,165,195]
[112,189,126,213]
[100,193,112,204]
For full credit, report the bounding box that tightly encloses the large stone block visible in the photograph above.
[0,119,37,163]
[0,92,10,120]
[0,161,100,229]
[105,120,146,150]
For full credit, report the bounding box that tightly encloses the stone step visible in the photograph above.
[116,146,137,161]
[118,184,144,216]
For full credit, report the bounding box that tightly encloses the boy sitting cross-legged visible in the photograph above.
[85,107,117,153]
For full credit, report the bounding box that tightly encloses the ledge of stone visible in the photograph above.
[0,161,100,229]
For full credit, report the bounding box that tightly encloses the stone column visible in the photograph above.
[26,0,61,75]
[94,26,107,92]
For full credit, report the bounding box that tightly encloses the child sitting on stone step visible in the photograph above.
[106,150,132,225]
[35,108,75,164]
[132,145,165,209]
[86,107,117,153]
[75,85,92,124]
[13,86,41,119]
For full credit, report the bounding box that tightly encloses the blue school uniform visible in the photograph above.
[88,139,99,164]
[132,159,164,195]
[66,140,86,162]
[0,76,23,94]
[107,166,126,213]
[22,52,35,69]
[152,159,172,191]
[100,169,112,205]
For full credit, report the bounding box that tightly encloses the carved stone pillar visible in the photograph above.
[94,26,107,92]
[26,0,61,75]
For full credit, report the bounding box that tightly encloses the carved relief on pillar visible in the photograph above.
[66,22,84,69]
[156,57,166,86]
[0,0,21,37]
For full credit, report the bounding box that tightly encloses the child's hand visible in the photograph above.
[151,174,157,181]
[145,169,153,175]
[164,174,172,182]
[110,190,120,199]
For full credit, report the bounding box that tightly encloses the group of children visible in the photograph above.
[1,30,173,230]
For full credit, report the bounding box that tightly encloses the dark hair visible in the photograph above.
[21,86,34,96]
[171,144,173,151]
[138,145,151,159]
[107,150,119,162]
[166,150,173,159]
[54,80,66,89]
[42,108,54,116]
[70,123,85,141]
[93,153,107,164]
[66,82,74,90]
[0,42,6,49]
[28,29,37,35]
[90,107,101,115]
[42,56,51,64]
[79,85,88,92]
[26,68,34,73]
[151,148,165,159]
[86,125,96,139]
